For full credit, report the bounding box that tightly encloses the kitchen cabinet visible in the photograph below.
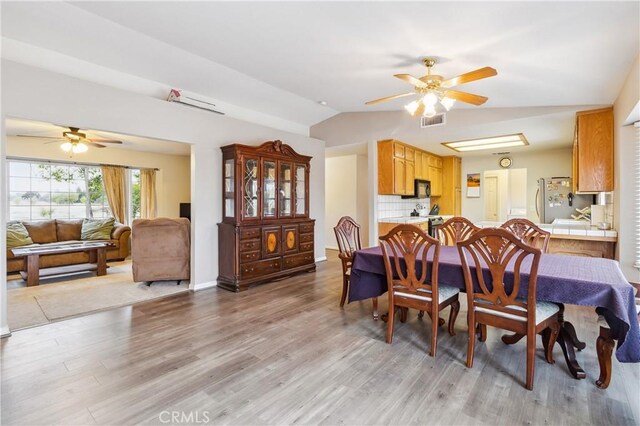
[218,140,315,292]
[439,156,462,215]
[415,151,423,179]
[378,139,415,195]
[573,107,613,193]
[427,166,443,197]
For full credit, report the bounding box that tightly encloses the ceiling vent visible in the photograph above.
[420,113,446,128]
[167,89,225,115]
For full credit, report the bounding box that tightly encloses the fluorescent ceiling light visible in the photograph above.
[442,133,528,152]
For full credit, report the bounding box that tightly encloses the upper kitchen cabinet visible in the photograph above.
[439,156,462,215]
[378,139,415,196]
[573,107,613,193]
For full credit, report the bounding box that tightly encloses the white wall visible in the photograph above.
[613,55,640,281]
[461,148,573,223]
[325,154,369,249]
[1,60,326,334]
[509,168,528,211]
[6,137,191,219]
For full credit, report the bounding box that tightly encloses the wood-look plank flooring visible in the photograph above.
[1,251,638,425]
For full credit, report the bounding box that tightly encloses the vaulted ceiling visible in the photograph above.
[2,1,638,132]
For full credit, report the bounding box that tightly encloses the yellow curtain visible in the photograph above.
[101,165,126,223]
[140,168,157,219]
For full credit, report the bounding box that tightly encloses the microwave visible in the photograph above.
[401,179,431,199]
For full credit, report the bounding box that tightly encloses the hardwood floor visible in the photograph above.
[1,251,638,425]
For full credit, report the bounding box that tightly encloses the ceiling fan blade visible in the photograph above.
[441,67,497,88]
[85,142,107,148]
[43,139,66,144]
[87,139,123,144]
[16,135,62,139]
[442,89,488,106]
[365,92,416,105]
[394,74,427,88]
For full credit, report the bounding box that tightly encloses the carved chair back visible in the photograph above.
[334,216,362,275]
[457,227,542,326]
[500,218,551,253]
[379,224,440,300]
[435,216,480,246]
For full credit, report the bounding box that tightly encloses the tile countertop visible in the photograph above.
[378,215,454,224]
[475,219,617,240]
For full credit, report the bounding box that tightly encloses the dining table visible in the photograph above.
[348,245,640,379]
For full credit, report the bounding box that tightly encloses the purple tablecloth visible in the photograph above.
[349,246,640,363]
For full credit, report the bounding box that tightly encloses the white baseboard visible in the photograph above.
[325,245,339,251]
[315,256,327,262]
[1,325,11,338]
[192,281,217,291]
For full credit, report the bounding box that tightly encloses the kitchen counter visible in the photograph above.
[474,220,617,242]
[378,215,454,224]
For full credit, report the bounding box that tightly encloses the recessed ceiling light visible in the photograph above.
[318,100,328,106]
[442,133,528,152]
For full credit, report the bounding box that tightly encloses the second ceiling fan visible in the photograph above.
[17,126,123,153]
[366,58,497,117]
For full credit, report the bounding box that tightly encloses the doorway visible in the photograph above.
[483,168,528,222]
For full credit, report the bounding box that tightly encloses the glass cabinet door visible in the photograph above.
[224,158,235,218]
[279,162,292,217]
[295,164,307,216]
[242,157,259,219]
[263,160,276,218]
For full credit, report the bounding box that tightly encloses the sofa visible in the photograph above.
[7,219,131,274]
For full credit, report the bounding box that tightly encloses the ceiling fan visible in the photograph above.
[365,58,497,117]
[16,126,123,153]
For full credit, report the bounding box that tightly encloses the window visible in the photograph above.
[130,169,141,221]
[7,160,111,221]
[635,121,640,269]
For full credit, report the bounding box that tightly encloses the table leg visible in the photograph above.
[556,304,587,379]
[96,247,107,276]
[26,254,40,287]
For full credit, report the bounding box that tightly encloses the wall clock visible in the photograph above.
[499,157,512,168]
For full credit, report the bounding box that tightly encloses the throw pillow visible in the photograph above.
[7,222,34,248]
[81,218,115,241]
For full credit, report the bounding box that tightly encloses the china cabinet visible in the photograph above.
[218,140,315,292]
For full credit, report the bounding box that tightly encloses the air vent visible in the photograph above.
[421,113,446,128]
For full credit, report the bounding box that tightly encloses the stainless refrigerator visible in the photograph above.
[536,177,594,223]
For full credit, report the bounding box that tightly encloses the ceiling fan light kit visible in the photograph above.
[366,57,497,117]
[61,141,89,154]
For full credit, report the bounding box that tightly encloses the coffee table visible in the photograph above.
[11,242,110,286]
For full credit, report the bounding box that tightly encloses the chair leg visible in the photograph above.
[400,307,408,323]
[542,322,559,364]
[339,276,348,308]
[525,331,536,390]
[448,300,460,336]
[467,311,476,368]
[596,327,615,389]
[430,307,439,357]
[371,297,379,320]
[386,303,395,344]
[479,324,487,342]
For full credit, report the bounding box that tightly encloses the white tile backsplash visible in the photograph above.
[377,195,430,219]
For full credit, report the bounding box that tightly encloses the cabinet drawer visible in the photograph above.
[299,233,314,243]
[240,240,261,252]
[240,258,282,279]
[299,222,314,233]
[240,251,260,263]
[283,252,315,270]
[240,227,261,240]
[300,241,314,252]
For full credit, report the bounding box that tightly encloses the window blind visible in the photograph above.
[635,121,640,269]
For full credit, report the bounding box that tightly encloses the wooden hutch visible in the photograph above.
[217,140,316,292]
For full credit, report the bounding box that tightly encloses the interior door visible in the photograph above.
[484,175,498,221]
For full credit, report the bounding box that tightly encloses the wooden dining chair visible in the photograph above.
[334,216,378,316]
[379,224,460,357]
[500,218,551,253]
[595,282,640,389]
[457,227,561,390]
[435,216,480,246]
